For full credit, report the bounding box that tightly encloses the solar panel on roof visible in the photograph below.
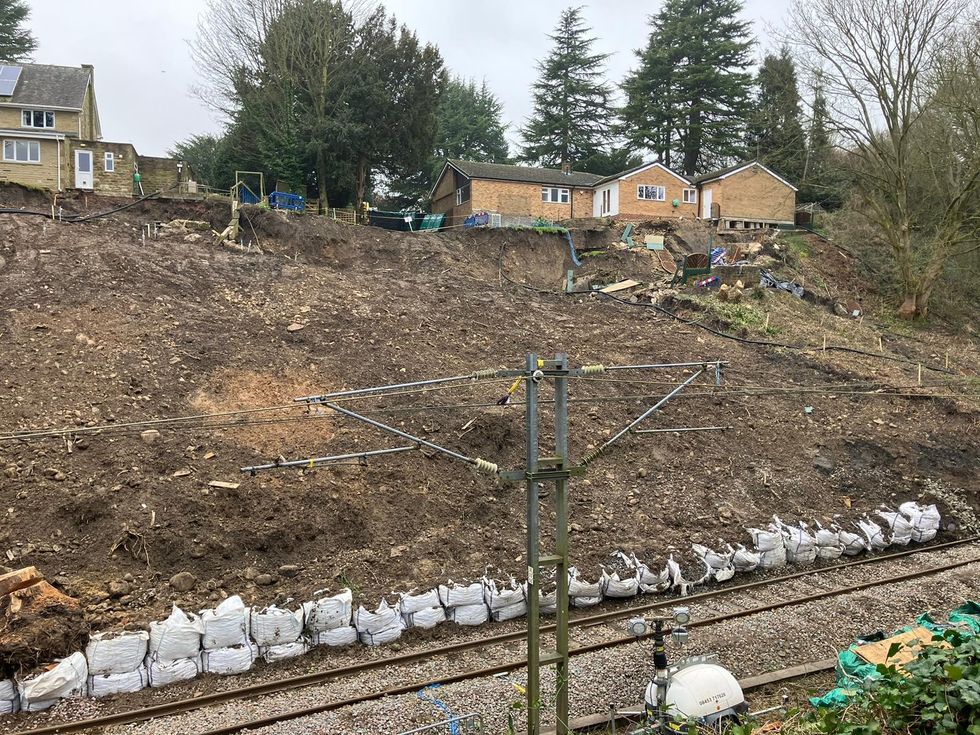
[0,65,22,97]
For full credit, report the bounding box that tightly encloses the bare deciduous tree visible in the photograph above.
[785,0,980,319]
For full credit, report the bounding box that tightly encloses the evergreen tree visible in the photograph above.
[432,77,509,177]
[621,0,754,175]
[520,6,613,168]
[576,147,645,176]
[798,77,847,207]
[0,0,35,63]
[748,46,806,182]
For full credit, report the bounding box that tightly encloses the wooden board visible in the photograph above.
[0,566,42,598]
[599,279,641,294]
[854,626,946,667]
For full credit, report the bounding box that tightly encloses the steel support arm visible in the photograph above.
[240,445,418,474]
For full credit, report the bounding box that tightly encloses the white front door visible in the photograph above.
[74,150,93,189]
[702,188,713,219]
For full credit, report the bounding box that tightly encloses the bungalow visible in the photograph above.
[0,62,193,196]
[694,161,798,229]
[430,159,601,227]
[591,161,698,219]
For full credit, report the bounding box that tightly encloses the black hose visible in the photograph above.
[0,182,181,223]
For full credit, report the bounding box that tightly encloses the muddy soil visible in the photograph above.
[0,188,977,673]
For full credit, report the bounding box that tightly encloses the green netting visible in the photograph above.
[810,601,980,708]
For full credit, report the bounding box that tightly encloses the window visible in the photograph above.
[21,110,55,129]
[637,185,666,201]
[542,186,569,204]
[601,188,611,214]
[455,182,470,205]
[682,188,697,204]
[104,152,114,172]
[3,139,40,163]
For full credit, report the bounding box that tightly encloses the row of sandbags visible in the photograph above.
[7,501,940,712]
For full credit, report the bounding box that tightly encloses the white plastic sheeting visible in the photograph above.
[774,517,818,564]
[311,626,358,647]
[201,642,258,675]
[899,502,941,542]
[145,655,201,688]
[261,641,308,663]
[201,595,250,649]
[304,589,353,632]
[748,526,787,569]
[85,630,149,675]
[0,679,19,715]
[88,667,148,698]
[438,581,484,608]
[148,605,202,660]
[877,510,913,546]
[18,652,87,712]
[250,606,303,647]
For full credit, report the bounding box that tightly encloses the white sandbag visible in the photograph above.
[18,652,87,712]
[858,518,890,551]
[838,528,867,555]
[693,543,736,582]
[492,600,527,621]
[774,517,818,564]
[749,527,787,569]
[402,605,447,629]
[601,570,639,598]
[571,595,602,607]
[88,666,148,697]
[877,510,913,546]
[438,581,484,608]
[201,595,250,649]
[148,605,202,660]
[354,601,401,634]
[250,606,303,647]
[201,642,258,675]
[633,554,670,593]
[539,590,557,614]
[85,630,149,675]
[312,626,358,647]
[732,544,760,572]
[358,623,402,646]
[448,603,490,626]
[568,567,601,598]
[899,502,941,542]
[399,588,441,615]
[304,589,353,632]
[145,655,201,687]
[0,679,19,715]
[261,640,308,663]
[484,578,526,610]
[813,524,843,560]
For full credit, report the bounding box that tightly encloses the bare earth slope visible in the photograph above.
[0,193,977,661]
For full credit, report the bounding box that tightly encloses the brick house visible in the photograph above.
[592,161,698,220]
[0,63,193,196]
[430,159,601,226]
[694,161,798,229]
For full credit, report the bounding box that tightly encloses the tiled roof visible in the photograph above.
[593,161,693,186]
[1,63,91,109]
[447,159,602,187]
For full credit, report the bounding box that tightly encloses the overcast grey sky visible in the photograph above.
[27,0,792,156]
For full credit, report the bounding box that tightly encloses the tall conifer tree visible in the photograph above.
[749,46,806,182]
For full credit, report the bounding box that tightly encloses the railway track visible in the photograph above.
[11,536,978,735]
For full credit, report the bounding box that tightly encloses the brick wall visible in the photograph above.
[705,166,796,224]
[79,85,98,140]
[470,179,592,221]
[618,167,697,220]
[0,137,64,190]
[70,140,138,196]
[137,155,191,196]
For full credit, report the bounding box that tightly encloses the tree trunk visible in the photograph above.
[316,149,330,213]
[355,158,368,209]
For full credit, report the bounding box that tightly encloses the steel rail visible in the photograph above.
[9,537,977,735]
[196,554,980,735]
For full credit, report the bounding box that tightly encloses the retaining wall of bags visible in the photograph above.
[4,501,942,712]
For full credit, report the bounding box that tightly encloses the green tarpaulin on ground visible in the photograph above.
[810,601,980,708]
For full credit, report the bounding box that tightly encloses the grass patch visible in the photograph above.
[677,293,780,336]
[780,232,812,259]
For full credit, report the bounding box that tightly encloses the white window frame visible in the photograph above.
[682,188,697,204]
[21,109,55,129]
[637,185,666,202]
[104,151,114,172]
[542,186,570,204]
[3,139,41,164]
[455,185,470,206]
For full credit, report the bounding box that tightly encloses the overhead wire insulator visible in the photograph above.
[471,369,499,380]
[473,457,499,474]
[580,446,604,466]
[580,364,606,375]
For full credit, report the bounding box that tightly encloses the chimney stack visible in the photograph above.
[561,160,571,175]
